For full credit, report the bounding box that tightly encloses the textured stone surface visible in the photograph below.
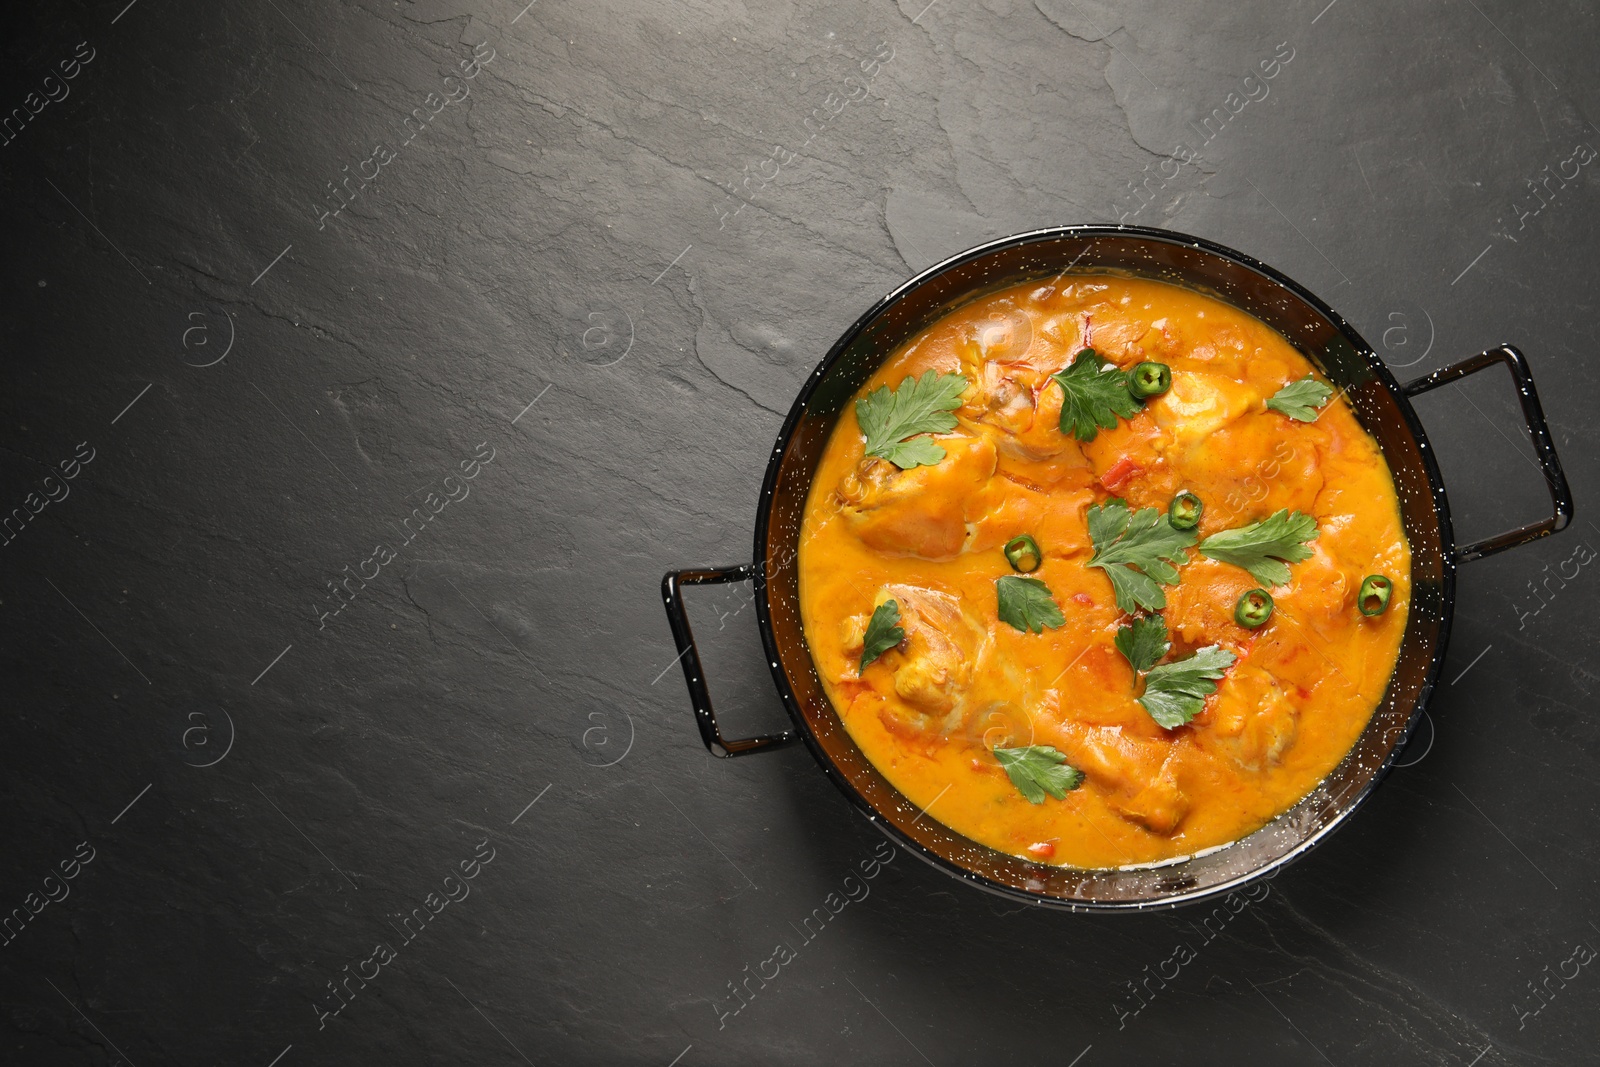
[1,0,1597,1063]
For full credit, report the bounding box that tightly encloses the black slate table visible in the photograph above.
[3,1,1598,1064]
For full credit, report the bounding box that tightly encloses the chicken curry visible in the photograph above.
[797,275,1410,869]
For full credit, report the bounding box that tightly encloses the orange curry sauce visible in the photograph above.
[798,275,1410,868]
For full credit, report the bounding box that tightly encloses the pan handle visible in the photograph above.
[660,565,796,757]
[1402,345,1574,562]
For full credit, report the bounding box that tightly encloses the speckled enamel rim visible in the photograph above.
[723,224,1570,911]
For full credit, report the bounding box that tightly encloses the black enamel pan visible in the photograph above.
[661,225,1573,911]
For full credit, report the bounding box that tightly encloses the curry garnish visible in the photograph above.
[1003,534,1043,573]
[1199,509,1319,586]
[1050,347,1142,442]
[996,575,1066,634]
[1168,490,1203,531]
[1234,588,1275,629]
[1115,613,1171,676]
[1358,574,1393,616]
[858,599,905,671]
[1137,645,1238,729]
[993,745,1085,804]
[1128,361,1172,399]
[1265,376,1334,421]
[855,369,969,469]
[1087,499,1199,613]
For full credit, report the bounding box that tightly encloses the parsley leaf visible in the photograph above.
[855,369,969,469]
[1199,509,1319,586]
[1265,376,1334,421]
[993,745,1085,804]
[1049,348,1141,442]
[859,599,905,671]
[1086,500,1198,613]
[1115,614,1170,676]
[1138,645,1237,729]
[996,576,1066,634]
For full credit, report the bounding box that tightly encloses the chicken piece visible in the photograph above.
[1148,370,1260,452]
[1045,718,1191,834]
[1243,555,1363,701]
[988,428,1096,488]
[969,370,1068,463]
[966,479,1094,557]
[968,360,1037,438]
[843,583,986,721]
[888,587,974,714]
[1047,281,1112,308]
[1040,301,1146,360]
[1245,540,1373,702]
[1083,315,1148,360]
[1162,558,1259,649]
[1248,624,1334,699]
[1201,663,1298,772]
[1145,317,1185,361]
[1037,313,1083,349]
[951,652,1041,748]
[1177,412,1325,526]
[835,435,996,560]
[966,303,1037,364]
[1180,321,1293,380]
[953,323,1094,471]
[842,581,1040,745]
[969,702,1039,754]
[1116,753,1188,835]
[1277,541,1351,616]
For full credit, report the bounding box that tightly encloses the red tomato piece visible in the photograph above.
[1099,457,1142,492]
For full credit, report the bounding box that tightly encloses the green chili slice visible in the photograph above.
[1358,574,1392,616]
[1168,490,1203,531]
[1128,361,1172,400]
[1234,588,1274,629]
[1004,534,1043,574]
